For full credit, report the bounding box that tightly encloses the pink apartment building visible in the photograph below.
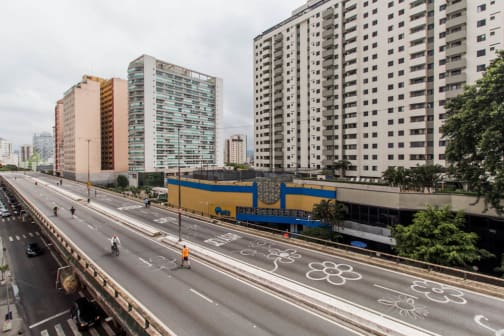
[55,75,127,184]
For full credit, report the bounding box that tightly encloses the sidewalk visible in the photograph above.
[0,238,28,335]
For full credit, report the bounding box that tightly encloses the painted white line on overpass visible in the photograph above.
[373,284,418,299]
[89,327,100,336]
[139,257,152,267]
[29,309,70,329]
[190,288,214,303]
[67,318,82,336]
[87,224,97,231]
[55,323,66,336]
[164,237,439,336]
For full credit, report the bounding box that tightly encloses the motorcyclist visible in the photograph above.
[53,206,58,216]
[111,234,121,255]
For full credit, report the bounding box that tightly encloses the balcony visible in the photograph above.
[322,49,334,60]
[323,99,334,107]
[446,0,466,16]
[445,42,466,58]
[322,7,334,20]
[323,68,334,77]
[322,38,335,48]
[446,15,467,29]
[322,29,334,39]
[445,57,466,71]
[323,59,334,68]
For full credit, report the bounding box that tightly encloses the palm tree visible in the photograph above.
[333,160,352,178]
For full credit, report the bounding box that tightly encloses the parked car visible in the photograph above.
[71,297,102,331]
[25,242,43,257]
[1,210,11,218]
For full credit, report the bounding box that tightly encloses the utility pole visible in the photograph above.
[177,126,182,241]
[86,139,91,202]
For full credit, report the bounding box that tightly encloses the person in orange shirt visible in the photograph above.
[181,245,191,269]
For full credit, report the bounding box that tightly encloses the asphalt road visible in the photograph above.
[0,188,110,336]
[3,173,363,336]
[27,172,504,336]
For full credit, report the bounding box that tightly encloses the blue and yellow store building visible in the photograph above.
[166,178,337,233]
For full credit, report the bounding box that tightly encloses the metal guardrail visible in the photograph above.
[2,176,175,336]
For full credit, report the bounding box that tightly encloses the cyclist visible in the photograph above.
[110,234,121,256]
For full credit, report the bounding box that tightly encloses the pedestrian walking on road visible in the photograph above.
[70,206,75,218]
[53,206,58,217]
[181,245,191,269]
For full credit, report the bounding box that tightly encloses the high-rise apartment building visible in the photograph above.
[127,55,223,175]
[100,78,128,171]
[225,134,247,164]
[58,75,128,183]
[0,138,12,162]
[254,0,503,178]
[33,132,54,163]
[20,145,33,162]
[54,99,64,175]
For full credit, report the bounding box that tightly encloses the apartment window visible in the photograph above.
[477,64,486,72]
[399,21,404,28]
[477,19,486,27]
[477,49,486,57]
[477,4,486,12]
[398,154,404,160]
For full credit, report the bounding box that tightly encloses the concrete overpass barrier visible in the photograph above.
[4,177,176,336]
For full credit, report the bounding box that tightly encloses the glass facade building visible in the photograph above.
[128,55,223,173]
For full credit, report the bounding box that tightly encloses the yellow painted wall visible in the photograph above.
[168,178,336,218]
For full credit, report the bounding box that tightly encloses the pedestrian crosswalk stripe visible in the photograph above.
[41,330,49,336]
[9,237,13,242]
[67,319,81,336]
[29,232,34,237]
[15,236,20,240]
[88,327,100,336]
[22,234,27,239]
[35,232,40,236]
[55,323,65,336]
[102,322,116,336]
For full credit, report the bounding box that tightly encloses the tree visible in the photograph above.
[117,175,129,189]
[333,160,351,178]
[441,50,504,214]
[382,166,410,191]
[495,254,504,278]
[409,164,445,193]
[392,206,491,267]
[311,199,347,240]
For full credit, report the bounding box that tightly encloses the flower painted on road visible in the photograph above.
[410,280,466,304]
[240,249,257,256]
[267,248,302,272]
[378,295,428,320]
[306,261,362,286]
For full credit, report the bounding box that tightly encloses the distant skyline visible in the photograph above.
[0,0,304,150]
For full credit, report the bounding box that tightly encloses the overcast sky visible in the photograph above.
[0,0,305,150]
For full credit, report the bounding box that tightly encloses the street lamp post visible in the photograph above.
[86,139,91,202]
[177,126,182,241]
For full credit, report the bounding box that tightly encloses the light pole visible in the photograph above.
[86,139,91,202]
[177,126,182,241]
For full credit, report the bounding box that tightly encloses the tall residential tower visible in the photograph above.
[254,0,503,178]
[127,55,223,175]
[225,134,247,164]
